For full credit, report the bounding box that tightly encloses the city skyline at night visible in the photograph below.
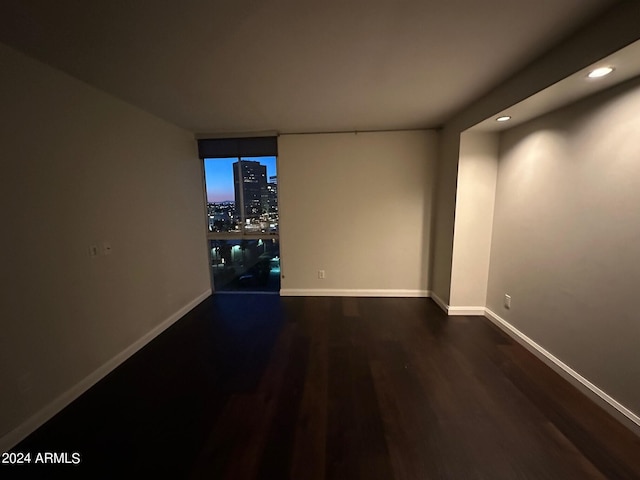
[204,156,277,202]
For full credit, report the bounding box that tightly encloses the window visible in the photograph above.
[198,137,279,292]
[204,157,278,234]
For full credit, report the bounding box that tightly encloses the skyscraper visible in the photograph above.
[233,160,267,220]
[266,180,278,214]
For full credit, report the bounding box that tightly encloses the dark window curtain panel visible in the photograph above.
[197,136,278,159]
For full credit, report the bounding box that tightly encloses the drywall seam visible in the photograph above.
[280,289,431,298]
[0,289,212,453]
[484,308,640,437]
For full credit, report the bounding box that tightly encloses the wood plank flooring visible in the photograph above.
[6,295,640,479]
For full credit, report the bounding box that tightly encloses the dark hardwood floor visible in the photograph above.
[5,295,640,479]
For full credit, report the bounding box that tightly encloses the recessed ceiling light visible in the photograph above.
[588,66,614,78]
[496,116,511,122]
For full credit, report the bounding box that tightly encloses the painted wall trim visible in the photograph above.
[430,294,485,318]
[0,289,212,453]
[430,291,449,313]
[280,289,431,298]
[484,308,640,437]
[447,306,485,316]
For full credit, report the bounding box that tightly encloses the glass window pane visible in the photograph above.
[208,239,280,291]
[204,157,240,233]
[204,156,277,234]
[204,156,279,292]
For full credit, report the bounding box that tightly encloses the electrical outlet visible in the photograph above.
[103,241,112,255]
[504,294,512,309]
[318,270,325,279]
[89,245,99,257]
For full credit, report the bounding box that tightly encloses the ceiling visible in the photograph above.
[0,0,618,134]
[470,38,640,132]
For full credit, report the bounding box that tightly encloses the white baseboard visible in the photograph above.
[429,293,485,316]
[429,293,485,317]
[430,291,449,313]
[0,288,212,453]
[447,306,486,316]
[280,288,431,298]
[484,308,640,437]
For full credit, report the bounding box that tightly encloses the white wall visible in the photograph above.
[431,1,640,305]
[0,43,210,449]
[487,75,640,419]
[278,131,437,296]
[449,132,498,311]
[430,127,459,305]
